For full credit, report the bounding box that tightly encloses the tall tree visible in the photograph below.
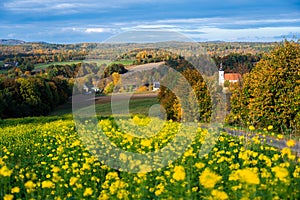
[227,41,300,134]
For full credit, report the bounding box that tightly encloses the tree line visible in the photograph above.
[0,61,128,118]
[0,76,71,118]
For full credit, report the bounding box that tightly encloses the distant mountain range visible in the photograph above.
[0,39,26,45]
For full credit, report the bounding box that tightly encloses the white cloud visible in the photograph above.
[134,24,177,29]
[2,0,174,13]
[61,27,113,34]
[51,3,80,9]
[3,0,299,42]
[85,28,111,33]
[182,26,300,41]
[156,17,300,26]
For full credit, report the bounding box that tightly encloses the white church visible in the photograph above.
[219,64,242,86]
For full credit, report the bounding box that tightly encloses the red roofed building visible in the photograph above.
[224,73,242,83]
[219,64,242,86]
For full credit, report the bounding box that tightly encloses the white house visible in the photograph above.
[153,81,160,91]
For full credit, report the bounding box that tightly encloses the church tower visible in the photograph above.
[219,63,224,86]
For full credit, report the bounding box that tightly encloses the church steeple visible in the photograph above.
[219,62,224,71]
[219,63,224,86]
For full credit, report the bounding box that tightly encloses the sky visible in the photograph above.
[0,0,300,43]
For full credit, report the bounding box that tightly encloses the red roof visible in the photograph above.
[224,73,242,81]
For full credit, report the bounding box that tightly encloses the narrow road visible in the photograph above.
[221,127,300,154]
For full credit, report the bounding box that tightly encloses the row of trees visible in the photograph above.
[212,53,261,75]
[118,49,184,65]
[1,52,87,66]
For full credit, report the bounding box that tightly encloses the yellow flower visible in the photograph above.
[249,125,255,131]
[272,166,289,181]
[211,190,229,200]
[286,140,295,147]
[267,125,273,130]
[106,172,119,180]
[72,162,79,168]
[172,165,186,181]
[0,166,13,177]
[192,187,198,192]
[293,167,300,178]
[11,187,20,193]
[82,163,91,170]
[277,134,284,139]
[117,189,129,199]
[42,180,55,189]
[3,194,14,200]
[229,168,260,185]
[24,180,35,189]
[51,166,60,173]
[195,162,205,169]
[199,168,222,189]
[98,193,109,200]
[281,147,291,155]
[70,177,78,186]
[155,189,162,196]
[109,180,128,195]
[83,187,93,197]
[231,184,242,191]
[141,139,151,147]
[0,158,4,165]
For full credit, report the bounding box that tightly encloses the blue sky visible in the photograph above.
[0,0,299,43]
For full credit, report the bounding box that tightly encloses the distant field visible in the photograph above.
[95,97,159,116]
[113,60,134,66]
[35,60,88,69]
[35,59,134,70]
[49,94,159,117]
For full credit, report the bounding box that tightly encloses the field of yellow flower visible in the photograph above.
[0,115,299,199]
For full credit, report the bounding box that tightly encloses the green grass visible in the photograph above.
[113,60,134,66]
[95,97,159,116]
[49,96,159,117]
[34,60,97,70]
[0,114,73,127]
[48,101,73,116]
